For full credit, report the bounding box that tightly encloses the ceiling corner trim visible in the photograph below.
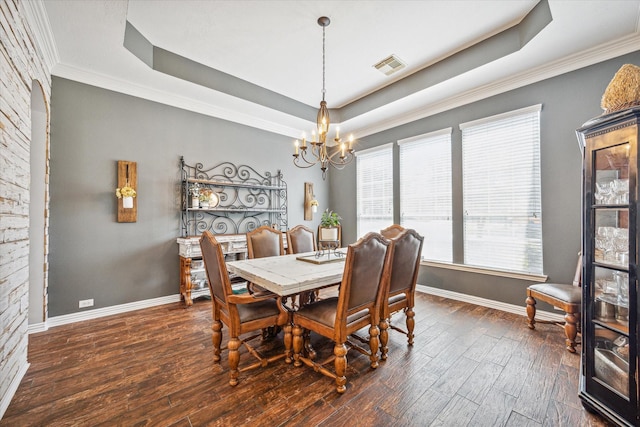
[21,0,59,71]
[51,63,304,138]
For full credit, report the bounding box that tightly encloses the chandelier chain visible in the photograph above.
[322,24,326,100]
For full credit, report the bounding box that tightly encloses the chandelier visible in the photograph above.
[292,16,355,179]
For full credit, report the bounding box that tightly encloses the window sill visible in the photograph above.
[420,260,547,282]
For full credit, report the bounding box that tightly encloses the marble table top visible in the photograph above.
[226,251,346,296]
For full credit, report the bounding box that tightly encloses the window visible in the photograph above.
[461,104,543,274]
[398,128,452,262]
[356,143,393,237]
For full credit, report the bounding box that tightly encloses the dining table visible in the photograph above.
[226,249,347,361]
[225,250,346,297]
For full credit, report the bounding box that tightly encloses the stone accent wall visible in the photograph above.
[0,0,51,416]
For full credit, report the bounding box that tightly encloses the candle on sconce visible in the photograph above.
[336,126,340,140]
[341,143,345,158]
[301,132,307,149]
[294,140,299,155]
[348,134,354,150]
[312,130,316,143]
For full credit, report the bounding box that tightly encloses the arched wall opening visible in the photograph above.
[29,80,49,325]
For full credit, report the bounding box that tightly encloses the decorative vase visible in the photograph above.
[191,196,199,208]
[123,196,134,209]
[320,227,338,241]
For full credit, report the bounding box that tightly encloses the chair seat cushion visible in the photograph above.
[236,299,281,323]
[295,297,369,328]
[389,293,407,305]
[528,283,581,304]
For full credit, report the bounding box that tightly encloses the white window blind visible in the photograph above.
[356,144,394,237]
[398,128,452,262]
[461,104,543,274]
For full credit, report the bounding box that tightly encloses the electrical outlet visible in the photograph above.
[79,299,94,308]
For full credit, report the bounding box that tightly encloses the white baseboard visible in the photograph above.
[27,322,47,334]
[0,360,29,420]
[416,284,564,323]
[28,286,562,334]
[29,294,184,333]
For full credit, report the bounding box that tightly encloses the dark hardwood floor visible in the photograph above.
[2,292,612,426]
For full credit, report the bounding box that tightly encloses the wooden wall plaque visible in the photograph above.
[117,160,137,223]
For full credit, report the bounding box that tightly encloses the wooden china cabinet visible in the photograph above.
[577,106,640,426]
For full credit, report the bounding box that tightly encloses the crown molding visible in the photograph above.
[20,0,59,71]
[52,63,305,138]
[52,31,639,140]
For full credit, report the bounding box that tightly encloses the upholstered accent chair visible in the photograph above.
[286,225,317,254]
[200,231,289,386]
[289,232,392,393]
[526,254,582,352]
[379,227,424,360]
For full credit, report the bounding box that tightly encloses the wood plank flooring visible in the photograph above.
[2,292,613,426]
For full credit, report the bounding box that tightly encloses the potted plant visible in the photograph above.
[319,209,341,241]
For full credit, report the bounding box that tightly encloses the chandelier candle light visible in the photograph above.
[293,16,355,180]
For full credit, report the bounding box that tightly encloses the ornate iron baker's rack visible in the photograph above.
[180,156,288,237]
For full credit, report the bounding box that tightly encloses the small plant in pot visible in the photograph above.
[319,209,341,241]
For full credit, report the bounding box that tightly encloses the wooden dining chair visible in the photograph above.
[380,224,406,239]
[286,225,317,254]
[199,231,289,386]
[379,228,424,360]
[289,232,392,393]
[246,225,285,259]
[245,225,285,295]
[526,253,582,353]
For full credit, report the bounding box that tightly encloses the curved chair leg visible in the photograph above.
[406,307,415,345]
[228,337,241,386]
[368,324,380,369]
[525,296,537,329]
[292,325,303,367]
[334,342,348,394]
[564,312,578,353]
[379,318,389,360]
[212,319,222,363]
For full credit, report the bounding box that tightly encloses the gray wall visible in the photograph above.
[329,51,640,308]
[49,51,639,316]
[49,78,327,316]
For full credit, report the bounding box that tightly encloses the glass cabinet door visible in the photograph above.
[590,142,631,399]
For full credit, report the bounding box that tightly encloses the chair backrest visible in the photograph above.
[387,229,424,296]
[200,231,232,304]
[380,224,405,239]
[337,232,392,323]
[287,225,317,254]
[246,225,284,259]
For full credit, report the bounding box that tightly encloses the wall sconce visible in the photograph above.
[304,182,318,221]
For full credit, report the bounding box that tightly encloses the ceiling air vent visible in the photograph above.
[373,54,406,76]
